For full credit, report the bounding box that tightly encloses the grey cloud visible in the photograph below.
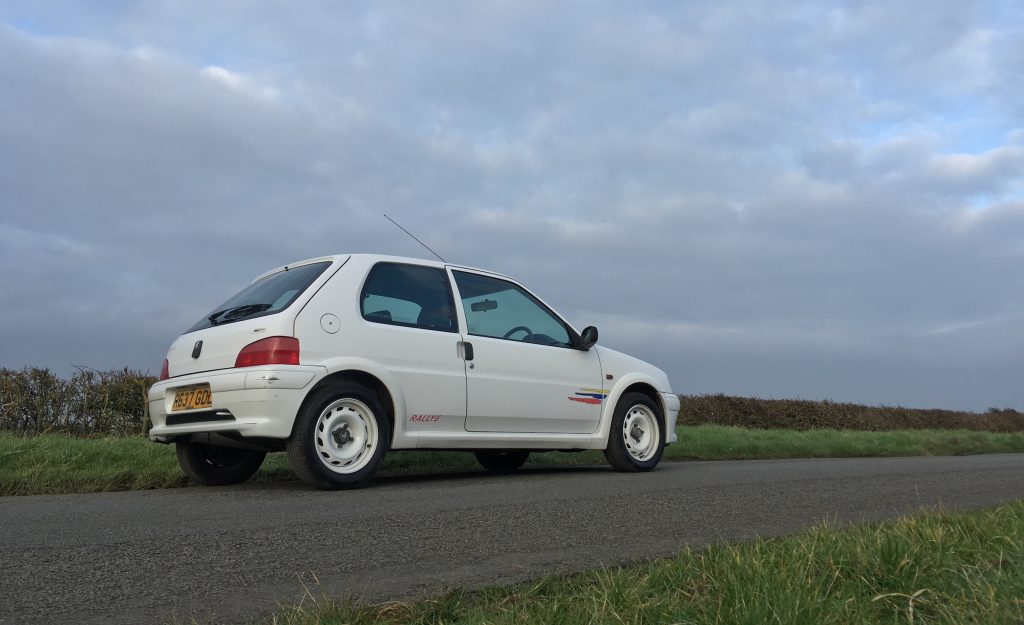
[0,3,1022,411]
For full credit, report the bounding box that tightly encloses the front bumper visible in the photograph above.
[662,392,680,444]
[148,365,324,442]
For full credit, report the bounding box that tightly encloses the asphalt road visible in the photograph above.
[2,454,1023,625]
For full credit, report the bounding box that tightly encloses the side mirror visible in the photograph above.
[578,326,599,351]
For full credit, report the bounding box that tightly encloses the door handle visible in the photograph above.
[458,341,474,361]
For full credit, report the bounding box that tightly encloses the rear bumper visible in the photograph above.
[662,392,680,444]
[148,365,324,442]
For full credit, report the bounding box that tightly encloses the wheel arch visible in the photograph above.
[599,377,668,443]
[621,381,660,407]
[297,365,404,445]
[621,382,665,426]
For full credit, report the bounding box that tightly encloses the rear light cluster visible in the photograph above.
[158,336,299,381]
[234,336,300,368]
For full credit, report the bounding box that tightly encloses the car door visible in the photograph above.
[450,269,603,434]
[353,261,467,434]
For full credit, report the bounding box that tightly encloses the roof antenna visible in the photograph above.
[383,214,447,263]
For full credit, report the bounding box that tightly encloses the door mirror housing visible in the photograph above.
[578,326,599,351]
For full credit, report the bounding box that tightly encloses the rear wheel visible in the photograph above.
[287,383,389,489]
[175,441,266,486]
[474,450,530,473]
[603,392,665,472]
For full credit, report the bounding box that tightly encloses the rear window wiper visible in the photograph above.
[208,303,272,325]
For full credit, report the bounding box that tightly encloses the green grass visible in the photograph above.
[672,425,1024,460]
[3,425,1024,496]
[265,501,1024,625]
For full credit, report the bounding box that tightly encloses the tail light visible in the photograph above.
[235,336,300,368]
[159,359,169,381]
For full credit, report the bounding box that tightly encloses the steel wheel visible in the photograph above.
[288,383,389,489]
[604,392,665,472]
[621,403,660,461]
[314,398,379,474]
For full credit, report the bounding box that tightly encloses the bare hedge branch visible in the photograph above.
[0,367,155,436]
[679,394,1024,432]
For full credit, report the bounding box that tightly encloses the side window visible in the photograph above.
[452,271,572,348]
[361,263,457,332]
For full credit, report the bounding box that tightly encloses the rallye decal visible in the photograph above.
[568,388,608,405]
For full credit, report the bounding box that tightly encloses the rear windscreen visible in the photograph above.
[186,261,332,332]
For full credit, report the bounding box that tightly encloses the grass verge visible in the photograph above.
[266,500,1024,625]
[3,425,1024,496]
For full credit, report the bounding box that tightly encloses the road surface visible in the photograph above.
[2,454,1023,624]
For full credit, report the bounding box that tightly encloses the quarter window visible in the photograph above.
[452,271,572,348]
[361,263,457,333]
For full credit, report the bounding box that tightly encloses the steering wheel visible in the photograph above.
[503,325,533,340]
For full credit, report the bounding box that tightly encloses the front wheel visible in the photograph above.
[175,441,266,485]
[603,392,665,472]
[287,383,389,489]
[474,450,530,473]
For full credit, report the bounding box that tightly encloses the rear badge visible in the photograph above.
[191,340,203,359]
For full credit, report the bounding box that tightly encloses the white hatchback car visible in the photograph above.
[148,254,679,489]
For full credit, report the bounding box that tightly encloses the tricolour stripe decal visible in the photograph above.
[568,387,608,405]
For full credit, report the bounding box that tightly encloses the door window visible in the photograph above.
[452,271,572,347]
[361,263,457,332]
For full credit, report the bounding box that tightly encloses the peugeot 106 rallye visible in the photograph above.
[148,254,680,489]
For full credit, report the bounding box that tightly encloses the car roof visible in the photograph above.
[252,254,514,283]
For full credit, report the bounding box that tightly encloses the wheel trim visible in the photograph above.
[622,404,659,461]
[314,399,378,474]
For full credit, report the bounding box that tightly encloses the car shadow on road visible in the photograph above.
[376,463,611,486]
[242,463,612,492]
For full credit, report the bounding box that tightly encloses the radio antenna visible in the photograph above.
[383,214,447,263]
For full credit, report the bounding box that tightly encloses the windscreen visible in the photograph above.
[186,261,331,332]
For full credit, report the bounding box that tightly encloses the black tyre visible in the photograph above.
[474,450,530,474]
[603,392,665,472]
[175,441,266,486]
[287,383,389,489]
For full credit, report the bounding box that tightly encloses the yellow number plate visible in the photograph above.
[171,385,213,412]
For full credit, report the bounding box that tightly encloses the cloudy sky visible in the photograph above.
[1,1,1022,410]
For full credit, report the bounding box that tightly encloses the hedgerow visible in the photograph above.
[1,368,1020,436]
